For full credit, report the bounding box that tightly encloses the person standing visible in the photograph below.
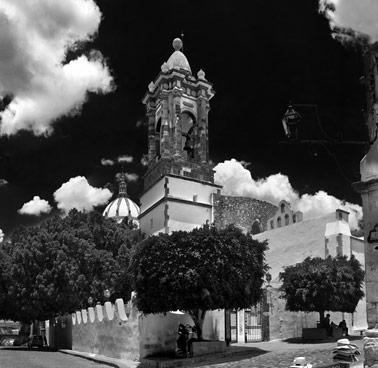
[339,320,349,336]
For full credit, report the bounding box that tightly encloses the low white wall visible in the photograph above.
[72,298,139,361]
[139,310,225,358]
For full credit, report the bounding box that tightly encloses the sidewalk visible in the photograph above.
[59,334,366,368]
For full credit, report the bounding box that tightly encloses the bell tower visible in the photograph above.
[139,38,222,235]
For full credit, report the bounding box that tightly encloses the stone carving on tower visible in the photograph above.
[139,38,221,236]
[142,38,215,191]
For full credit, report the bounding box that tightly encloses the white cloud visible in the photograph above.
[0,0,114,136]
[214,159,363,230]
[319,0,378,43]
[54,176,112,214]
[0,229,3,243]
[18,195,52,216]
[101,158,114,166]
[125,173,139,182]
[118,155,133,163]
[115,172,139,183]
[0,179,8,186]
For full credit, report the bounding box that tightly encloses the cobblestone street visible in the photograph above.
[196,337,365,368]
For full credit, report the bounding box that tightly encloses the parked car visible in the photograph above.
[27,335,43,349]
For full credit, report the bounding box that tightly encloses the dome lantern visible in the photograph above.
[103,173,140,225]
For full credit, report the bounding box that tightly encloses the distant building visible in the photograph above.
[267,199,303,230]
[254,208,366,340]
[99,38,367,350]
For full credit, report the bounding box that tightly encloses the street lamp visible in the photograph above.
[281,103,369,183]
[281,103,368,146]
[282,105,302,141]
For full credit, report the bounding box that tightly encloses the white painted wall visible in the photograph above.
[168,177,218,204]
[168,201,211,231]
[140,178,165,213]
[140,203,166,236]
[139,310,225,358]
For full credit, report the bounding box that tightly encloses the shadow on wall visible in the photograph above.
[71,298,140,361]
[139,309,225,358]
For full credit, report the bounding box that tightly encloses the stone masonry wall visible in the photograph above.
[213,194,278,233]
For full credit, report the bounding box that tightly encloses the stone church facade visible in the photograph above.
[138,38,276,238]
[135,38,367,347]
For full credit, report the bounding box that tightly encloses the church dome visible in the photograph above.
[165,38,191,74]
[103,174,140,224]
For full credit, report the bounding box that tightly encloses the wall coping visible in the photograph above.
[72,298,133,325]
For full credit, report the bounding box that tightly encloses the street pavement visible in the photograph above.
[59,334,366,368]
[0,346,112,368]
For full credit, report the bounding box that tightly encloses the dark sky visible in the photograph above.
[0,0,369,236]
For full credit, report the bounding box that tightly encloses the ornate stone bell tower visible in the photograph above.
[139,38,222,235]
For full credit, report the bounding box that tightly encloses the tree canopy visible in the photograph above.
[279,255,365,319]
[130,223,269,336]
[1,209,143,323]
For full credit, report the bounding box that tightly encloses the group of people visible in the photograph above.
[176,324,199,357]
[321,314,349,337]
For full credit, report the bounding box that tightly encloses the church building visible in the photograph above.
[138,38,276,236]
[99,38,367,355]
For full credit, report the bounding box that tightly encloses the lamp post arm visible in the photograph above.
[292,104,340,143]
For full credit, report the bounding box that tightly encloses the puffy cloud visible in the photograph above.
[118,155,133,163]
[214,159,363,230]
[101,158,114,166]
[319,0,378,43]
[0,0,114,136]
[115,172,138,183]
[125,173,138,182]
[18,195,52,216]
[0,228,3,243]
[0,179,8,186]
[54,176,112,214]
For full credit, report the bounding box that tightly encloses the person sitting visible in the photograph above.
[339,320,349,336]
[176,324,188,355]
[186,325,198,356]
[320,314,332,336]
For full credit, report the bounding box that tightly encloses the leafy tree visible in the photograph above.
[2,209,143,323]
[131,223,269,338]
[0,242,12,320]
[279,255,365,322]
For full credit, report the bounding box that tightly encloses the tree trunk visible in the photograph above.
[319,310,325,326]
[188,309,206,340]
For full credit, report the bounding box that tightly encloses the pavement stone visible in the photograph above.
[60,334,366,368]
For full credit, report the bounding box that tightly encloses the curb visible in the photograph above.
[59,349,121,368]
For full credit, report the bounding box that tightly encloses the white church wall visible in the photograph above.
[351,237,368,332]
[167,201,211,232]
[140,204,166,236]
[140,178,165,213]
[168,176,217,204]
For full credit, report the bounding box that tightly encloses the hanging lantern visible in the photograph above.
[282,105,301,141]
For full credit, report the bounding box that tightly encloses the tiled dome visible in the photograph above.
[103,174,140,224]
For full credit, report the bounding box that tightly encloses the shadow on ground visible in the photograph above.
[283,336,362,344]
[1,346,58,352]
[143,346,269,368]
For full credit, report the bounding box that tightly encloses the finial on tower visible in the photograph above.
[172,38,183,51]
